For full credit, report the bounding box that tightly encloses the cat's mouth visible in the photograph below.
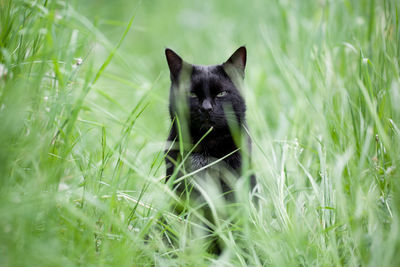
[200,118,214,128]
[191,113,218,130]
[198,112,212,123]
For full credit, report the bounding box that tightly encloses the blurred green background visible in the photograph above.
[1,0,399,266]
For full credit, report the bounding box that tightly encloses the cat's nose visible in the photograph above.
[201,99,213,112]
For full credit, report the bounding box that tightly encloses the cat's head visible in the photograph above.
[165,47,247,137]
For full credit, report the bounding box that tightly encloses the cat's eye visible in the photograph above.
[188,92,197,98]
[216,91,227,98]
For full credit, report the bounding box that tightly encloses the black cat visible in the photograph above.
[164,46,255,199]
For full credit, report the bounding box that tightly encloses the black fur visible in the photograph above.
[164,47,254,194]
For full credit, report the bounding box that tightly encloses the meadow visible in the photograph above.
[1,0,399,265]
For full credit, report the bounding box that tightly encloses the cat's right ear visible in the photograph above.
[165,48,183,81]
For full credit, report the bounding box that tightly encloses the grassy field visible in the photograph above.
[1,0,400,265]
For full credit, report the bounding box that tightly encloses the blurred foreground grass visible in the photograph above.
[1,0,400,266]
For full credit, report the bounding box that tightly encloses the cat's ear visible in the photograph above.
[223,46,247,77]
[165,48,183,81]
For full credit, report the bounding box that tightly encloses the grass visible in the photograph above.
[1,0,399,265]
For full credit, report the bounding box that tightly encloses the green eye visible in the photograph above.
[189,92,197,98]
[216,91,227,97]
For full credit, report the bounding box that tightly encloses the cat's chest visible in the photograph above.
[189,152,211,171]
[188,152,238,173]
[186,152,237,201]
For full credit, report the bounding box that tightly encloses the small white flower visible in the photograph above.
[75,58,83,66]
[55,11,63,21]
[0,63,8,79]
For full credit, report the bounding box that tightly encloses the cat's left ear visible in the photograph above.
[223,46,247,77]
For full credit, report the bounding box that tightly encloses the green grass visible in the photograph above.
[1,0,399,265]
